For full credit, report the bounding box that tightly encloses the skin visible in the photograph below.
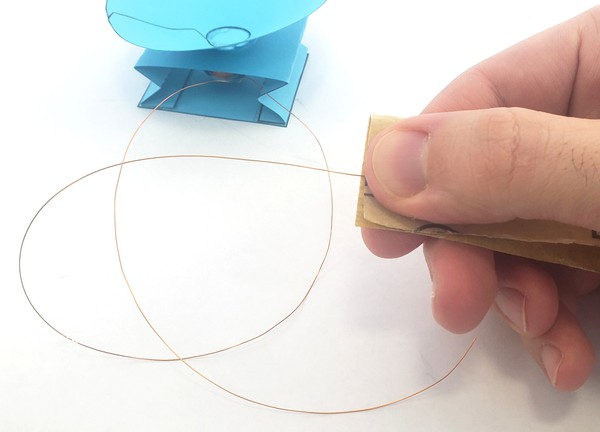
[362,7,600,391]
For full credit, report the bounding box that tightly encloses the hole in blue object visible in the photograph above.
[206,26,251,49]
[206,71,245,81]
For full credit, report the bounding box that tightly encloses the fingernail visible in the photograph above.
[371,129,428,197]
[495,287,527,333]
[541,344,563,386]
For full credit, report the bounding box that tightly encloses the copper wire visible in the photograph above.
[18,153,354,361]
[19,78,476,414]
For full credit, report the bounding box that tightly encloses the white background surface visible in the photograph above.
[3,1,600,431]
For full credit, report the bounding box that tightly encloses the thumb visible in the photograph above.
[364,108,600,231]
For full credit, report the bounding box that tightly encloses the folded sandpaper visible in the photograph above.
[356,115,600,273]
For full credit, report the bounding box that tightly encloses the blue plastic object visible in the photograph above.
[106,0,326,126]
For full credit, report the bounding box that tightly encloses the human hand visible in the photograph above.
[362,7,600,391]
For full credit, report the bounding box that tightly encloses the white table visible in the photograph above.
[2,1,599,430]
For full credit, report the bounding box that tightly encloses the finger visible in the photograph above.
[543,265,600,315]
[522,304,595,391]
[422,7,600,118]
[493,255,559,338]
[361,228,423,258]
[545,265,600,298]
[423,239,497,334]
[364,108,600,231]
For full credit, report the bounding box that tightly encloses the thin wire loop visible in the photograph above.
[19,77,475,414]
[114,79,339,362]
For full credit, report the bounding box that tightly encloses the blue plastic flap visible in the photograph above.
[106,0,326,51]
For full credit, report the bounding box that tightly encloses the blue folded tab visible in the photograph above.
[106,0,326,126]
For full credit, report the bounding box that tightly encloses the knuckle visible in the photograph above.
[585,5,600,32]
[471,108,547,201]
